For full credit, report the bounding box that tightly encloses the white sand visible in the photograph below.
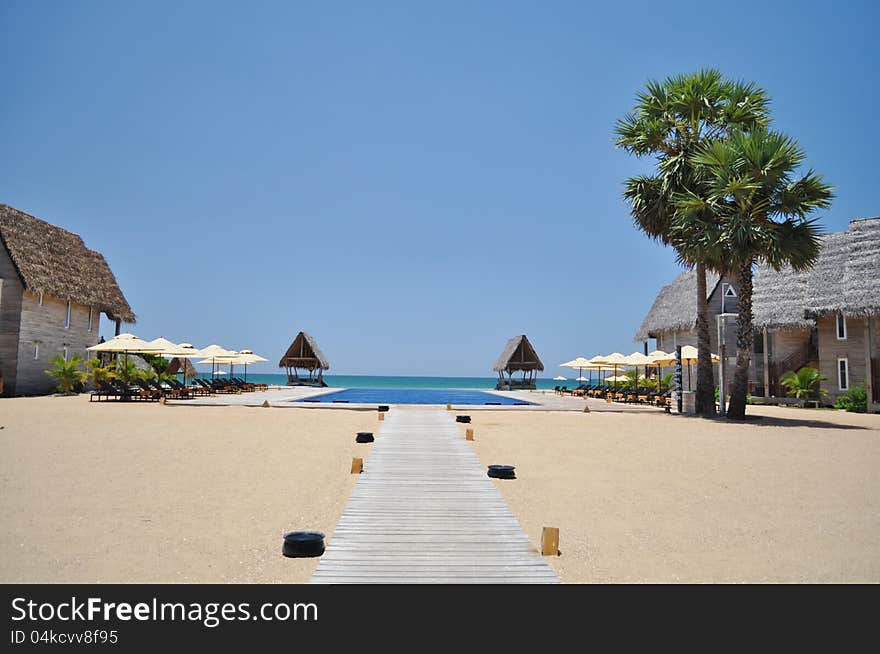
[0,395,375,583]
[467,404,880,582]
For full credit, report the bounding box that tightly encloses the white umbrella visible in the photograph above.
[590,353,629,389]
[576,376,587,382]
[87,333,164,384]
[158,342,205,385]
[198,344,238,378]
[237,349,268,381]
[552,376,567,381]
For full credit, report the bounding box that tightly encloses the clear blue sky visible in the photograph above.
[2,1,877,376]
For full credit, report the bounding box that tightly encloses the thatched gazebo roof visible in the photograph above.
[634,217,880,341]
[278,331,330,371]
[0,203,135,323]
[493,335,544,373]
[165,357,198,378]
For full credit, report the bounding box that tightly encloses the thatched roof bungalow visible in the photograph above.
[279,331,329,386]
[0,204,135,324]
[0,203,135,396]
[635,217,880,408]
[493,334,544,390]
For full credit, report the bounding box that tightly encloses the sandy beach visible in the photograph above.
[2,395,879,583]
[0,395,374,583]
[468,403,880,582]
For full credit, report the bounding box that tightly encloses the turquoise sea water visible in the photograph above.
[215,373,564,390]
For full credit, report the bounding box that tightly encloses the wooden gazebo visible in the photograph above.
[493,334,544,390]
[279,331,329,387]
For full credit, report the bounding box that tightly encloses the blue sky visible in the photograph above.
[2,1,877,376]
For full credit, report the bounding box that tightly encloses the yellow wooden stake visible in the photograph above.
[378,412,384,421]
[351,458,363,474]
[465,428,474,441]
[541,527,559,556]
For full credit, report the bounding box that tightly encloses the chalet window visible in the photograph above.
[63,346,70,362]
[65,300,71,329]
[838,358,849,391]
[33,342,39,360]
[836,313,847,340]
[87,307,93,332]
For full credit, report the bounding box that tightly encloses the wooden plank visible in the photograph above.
[311,409,558,584]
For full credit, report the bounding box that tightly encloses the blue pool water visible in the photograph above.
[297,388,536,406]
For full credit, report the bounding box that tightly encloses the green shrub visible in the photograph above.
[780,367,828,400]
[44,355,85,394]
[835,385,867,413]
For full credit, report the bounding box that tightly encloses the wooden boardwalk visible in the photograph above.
[311,409,558,583]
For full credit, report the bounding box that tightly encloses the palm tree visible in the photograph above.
[616,69,770,416]
[44,354,85,394]
[683,128,832,419]
[779,367,828,400]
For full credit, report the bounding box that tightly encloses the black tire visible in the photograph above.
[487,465,516,480]
[377,405,389,412]
[283,531,325,558]
[456,415,471,423]
[356,432,374,443]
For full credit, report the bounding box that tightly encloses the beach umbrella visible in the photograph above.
[650,346,719,390]
[197,344,238,378]
[590,353,629,389]
[622,352,656,388]
[238,349,268,382]
[158,343,205,386]
[552,376,567,381]
[561,357,602,386]
[87,333,164,383]
[141,337,184,380]
[647,350,671,392]
[576,376,587,382]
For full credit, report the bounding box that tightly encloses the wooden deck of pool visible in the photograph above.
[311,409,559,584]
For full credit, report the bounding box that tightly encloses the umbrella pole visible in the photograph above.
[688,363,692,391]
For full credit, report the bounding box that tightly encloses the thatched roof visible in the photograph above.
[634,269,721,341]
[635,217,880,340]
[278,331,330,370]
[165,357,198,377]
[493,335,544,372]
[805,217,880,318]
[0,203,135,323]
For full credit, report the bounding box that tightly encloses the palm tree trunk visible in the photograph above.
[727,259,754,419]
[694,262,716,415]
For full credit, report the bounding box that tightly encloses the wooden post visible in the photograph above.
[865,320,873,409]
[378,412,384,422]
[446,404,451,411]
[465,428,474,441]
[350,458,363,474]
[541,527,559,556]
[763,327,770,398]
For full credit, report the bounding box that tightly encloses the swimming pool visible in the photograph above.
[297,388,536,406]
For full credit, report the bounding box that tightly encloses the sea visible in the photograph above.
[216,374,566,391]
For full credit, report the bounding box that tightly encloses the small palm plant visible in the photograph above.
[116,357,146,384]
[84,357,116,388]
[44,354,85,394]
[780,367,828,400]
[623,369,641,390]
